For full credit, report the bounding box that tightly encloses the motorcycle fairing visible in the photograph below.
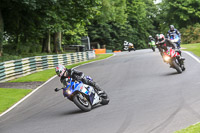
[84,84,101,105]
[63,78,101,105]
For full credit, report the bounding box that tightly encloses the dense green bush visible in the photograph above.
[180,23,200,44]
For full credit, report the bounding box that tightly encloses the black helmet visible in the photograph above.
[169,25,174,31]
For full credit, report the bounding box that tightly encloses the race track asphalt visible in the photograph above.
[0,49,200,133]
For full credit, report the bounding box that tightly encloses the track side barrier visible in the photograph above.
[94,49,106,54]
[0,51,95,82]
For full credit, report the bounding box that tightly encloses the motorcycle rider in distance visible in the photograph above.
[167,25,181,49]
[148,35,155,44]
[155,34,185,60]
[148,35,156,52]
[124,41,133,47]
[124,40,135,51]
[55,64,103,94]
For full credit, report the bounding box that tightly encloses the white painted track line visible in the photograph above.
[183,51,200,63]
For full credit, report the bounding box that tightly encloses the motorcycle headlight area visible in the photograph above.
[66,89,72,95]
[163,55,170,61]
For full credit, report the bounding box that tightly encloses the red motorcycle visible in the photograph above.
[163,47,185,73]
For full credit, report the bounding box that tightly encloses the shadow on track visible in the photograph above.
[162,72,178,76]
[60,109,84,116]
[59,104,104,116]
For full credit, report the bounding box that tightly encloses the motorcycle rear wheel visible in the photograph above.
[172,59,182,73]
[152,47,155,52]
[100,92,110,105]
[73,93,92,112]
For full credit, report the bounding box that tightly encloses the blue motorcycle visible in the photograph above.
[170,33,181,49]
[55,77,109,112]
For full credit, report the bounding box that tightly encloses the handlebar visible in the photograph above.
[54,88,63,92]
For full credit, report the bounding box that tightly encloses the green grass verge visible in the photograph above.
[182,43,200,57]
[0,88,32,113]
[174,123,200,133]
[9,54,113,82]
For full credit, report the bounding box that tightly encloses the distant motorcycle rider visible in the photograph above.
[167,25,181,49]
[124,41,133,47]
[148,35,155,46]
[149,35,155,42]
[55,64,103,94]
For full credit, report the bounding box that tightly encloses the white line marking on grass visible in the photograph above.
[183,51,200,63]
[0,54,115,117]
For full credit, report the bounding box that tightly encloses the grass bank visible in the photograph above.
[9,54,113,82]
[175,123,200,133]
[0,88,32,113]
[182,43,200,57]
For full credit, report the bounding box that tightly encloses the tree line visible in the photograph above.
[0,0,200,57]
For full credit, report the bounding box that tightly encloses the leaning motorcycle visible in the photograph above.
[128,45,136,52]
[124,42,136,52]
[163,47,185,73]
[55,77,109,112]
[148,40,156,52]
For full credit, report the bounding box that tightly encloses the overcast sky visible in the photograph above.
[154,0,162,4]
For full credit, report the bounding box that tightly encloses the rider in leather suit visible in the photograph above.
[156,34,184,60]
[167,25,181,49]
[55,64,103,93]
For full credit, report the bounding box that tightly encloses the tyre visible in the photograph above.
[172,59,182,73]
[100,92,110,105]
[181,64,186,71]
[182,66,186,71]
[73,93,92,112]
[179,60,185,71]
[152,47,155,52]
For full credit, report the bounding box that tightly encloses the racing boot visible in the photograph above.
[91,82,104,94]
[94,83,104,95]
[179,56,185,60]
[86,80,104,95]
[177,54,185,61]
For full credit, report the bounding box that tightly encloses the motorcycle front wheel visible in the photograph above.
[73,93,92,112]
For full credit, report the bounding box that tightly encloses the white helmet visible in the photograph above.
[55,64,66,77]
